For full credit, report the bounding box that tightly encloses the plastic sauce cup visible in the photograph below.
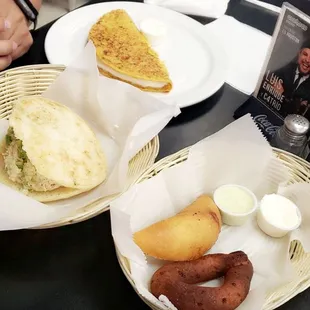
[256,194,302,238]
[213,184,258,226]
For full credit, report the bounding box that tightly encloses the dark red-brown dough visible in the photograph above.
[150,251,253,310]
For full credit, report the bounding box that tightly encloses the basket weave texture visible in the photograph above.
[0,65,159,228]
[116,147,310,310]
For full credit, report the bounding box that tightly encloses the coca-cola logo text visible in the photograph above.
[253,114,280,137]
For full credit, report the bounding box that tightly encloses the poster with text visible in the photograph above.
[255,3,310,120]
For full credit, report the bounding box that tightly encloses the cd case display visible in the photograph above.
[235,3,310,160]
[254,3,310,120]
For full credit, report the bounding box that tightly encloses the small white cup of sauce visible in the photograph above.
[140,18,167,46]
[257,194,302,238]
[213,184,258,226]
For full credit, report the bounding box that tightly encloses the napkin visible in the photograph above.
[0,41,180,230]
[144,0,229,19]
[111,114,310,310]
[204,15,272,95]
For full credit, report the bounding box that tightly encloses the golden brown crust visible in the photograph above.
[98,67,172,93]
[134,195,222,261]
[89,9,172,87]
[151,251,253,310]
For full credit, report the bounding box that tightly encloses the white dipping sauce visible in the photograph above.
[214,185,255,214]
[257,194,302,238]
[140,18,167,46]
[260,194,300,229]
[213,184,258,226]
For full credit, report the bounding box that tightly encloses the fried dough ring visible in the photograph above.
[151,251,253,310]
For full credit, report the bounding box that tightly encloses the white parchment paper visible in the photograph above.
[0,41,180,230]
[110,114,310,310]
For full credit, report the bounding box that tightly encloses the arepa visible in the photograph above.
[0,96,107,202]
[89,9,172,93]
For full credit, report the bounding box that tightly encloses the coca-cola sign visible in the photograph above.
[253,114,280,137]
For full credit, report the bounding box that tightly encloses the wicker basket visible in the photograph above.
[116,147,310,310]
[0,65,159,228]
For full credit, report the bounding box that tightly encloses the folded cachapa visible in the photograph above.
[89,9,172,93]
[0,96,107,202]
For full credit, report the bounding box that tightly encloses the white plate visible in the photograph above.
[45,1,228,108]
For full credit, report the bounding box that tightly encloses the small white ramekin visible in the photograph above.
[256,195,302,238]
[140,19,167,46]
[213,184,258,226]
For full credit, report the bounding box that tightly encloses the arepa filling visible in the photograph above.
[3,127,60,192]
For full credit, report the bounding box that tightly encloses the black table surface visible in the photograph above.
[1,0,309,309]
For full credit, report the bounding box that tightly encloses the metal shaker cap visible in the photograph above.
[284,114,310,135]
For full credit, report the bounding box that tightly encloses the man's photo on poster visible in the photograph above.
[256,6,310,121]
[272,40,310,117]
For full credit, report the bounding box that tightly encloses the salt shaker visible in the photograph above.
[270,115,310,158]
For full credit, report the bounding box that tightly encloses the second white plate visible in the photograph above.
[45,1,228,108]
